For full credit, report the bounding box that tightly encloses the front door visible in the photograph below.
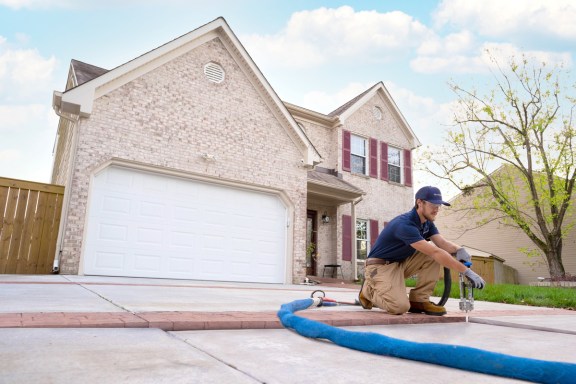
[306,210,318,276]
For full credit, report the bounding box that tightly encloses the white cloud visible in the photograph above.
[410,1,575,75]
[0,104,52,131]
[434,0,576,40]
[0,0,74,9]
[0,104,56,182]
[0,42,57,100]
[412,42,572,74]
[417,30,475,56]
[242,6,433,69]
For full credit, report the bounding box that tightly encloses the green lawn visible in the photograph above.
[404,278,576,310]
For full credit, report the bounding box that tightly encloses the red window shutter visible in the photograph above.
[342,215,352,261]
[404,149,412,187]
[369,138,378,178]
[369,219,379,247]
[342,130,351,172]
[380,142,388,180]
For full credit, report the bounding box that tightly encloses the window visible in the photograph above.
[388,146,402,183]
[356,219,368,260]
[343,131,378,177]
[351,135,367,174]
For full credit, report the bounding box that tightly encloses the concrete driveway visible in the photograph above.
[0,274,574,383]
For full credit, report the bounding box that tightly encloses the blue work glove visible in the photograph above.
[456,248,472,264]
[464,269,485,289]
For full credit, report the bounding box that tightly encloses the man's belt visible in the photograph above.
[365,258,396,266]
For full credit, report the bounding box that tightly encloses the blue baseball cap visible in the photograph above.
[415,186,451,206]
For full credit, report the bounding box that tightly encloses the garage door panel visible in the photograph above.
[92,250,126,271]
[231,261,252,277]
[173,205,201,222]
[167,255,196,274]
[104,167,135,189]
[138,201,166,219]
[101,196,132,216]
[84,167,287,283]
[169,230,198,249]
[98,222,129,242]
[135,227,163,246]
[133,253,162,272]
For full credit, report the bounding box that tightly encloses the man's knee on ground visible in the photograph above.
[385,301,410,315]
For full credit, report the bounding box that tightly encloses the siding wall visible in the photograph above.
[436,190,576,285]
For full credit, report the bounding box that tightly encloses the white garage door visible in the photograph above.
[83,166,287,283]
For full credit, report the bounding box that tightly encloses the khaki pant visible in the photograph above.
[363,251,441,315]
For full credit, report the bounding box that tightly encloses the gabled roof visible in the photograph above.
[69,59,108,88]
[329,82,421,149]
[327,85,375,117]
[52,17,321,166]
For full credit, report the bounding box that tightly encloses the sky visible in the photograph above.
[1,0,575,198]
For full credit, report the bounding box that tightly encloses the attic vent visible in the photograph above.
[204,62,225,83]
[373,106,382,120]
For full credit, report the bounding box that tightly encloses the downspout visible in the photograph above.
[351,196,363,281]
[52,102,80,273]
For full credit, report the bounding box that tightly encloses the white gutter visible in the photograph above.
[51,91,81,273]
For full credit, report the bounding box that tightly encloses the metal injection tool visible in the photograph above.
[459,261,474,322]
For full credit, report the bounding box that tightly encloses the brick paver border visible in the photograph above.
[1,308,573,331]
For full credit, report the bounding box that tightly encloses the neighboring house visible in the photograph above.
[435,166,576,285]
[50,17,420,284]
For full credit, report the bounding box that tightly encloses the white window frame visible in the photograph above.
[351,135,368,175]
[356,219,369,260]
[388,146,402,184]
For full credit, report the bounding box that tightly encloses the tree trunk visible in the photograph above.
[546,248,566,279]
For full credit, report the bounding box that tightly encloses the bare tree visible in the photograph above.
[422,53,576,279]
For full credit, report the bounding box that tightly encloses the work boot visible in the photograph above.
[358,279,373,310]
[408,301,446,316]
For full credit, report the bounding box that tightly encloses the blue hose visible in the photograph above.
[278,298,576,384]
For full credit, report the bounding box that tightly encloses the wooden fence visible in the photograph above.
[0,177,64,274]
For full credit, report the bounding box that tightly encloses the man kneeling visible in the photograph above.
[359,186,485,316]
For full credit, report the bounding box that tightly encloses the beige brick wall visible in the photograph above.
[298,119,338,168]
[299,94,416,280]
[340,95,414,279]
[56,38,309,282]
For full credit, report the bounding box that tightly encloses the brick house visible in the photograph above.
[51,17,420,284]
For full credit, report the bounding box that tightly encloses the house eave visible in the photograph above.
[307,182,364,205]
[284,102,340,128]
[307,169,365,205]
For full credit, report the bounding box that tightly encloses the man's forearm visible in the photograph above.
[442,240,461,254]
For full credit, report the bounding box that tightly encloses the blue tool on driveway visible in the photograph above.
[278,297,576,384]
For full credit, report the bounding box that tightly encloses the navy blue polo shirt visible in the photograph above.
[368,207,439,262]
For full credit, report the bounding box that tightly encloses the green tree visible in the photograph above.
[422,53,576,279]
